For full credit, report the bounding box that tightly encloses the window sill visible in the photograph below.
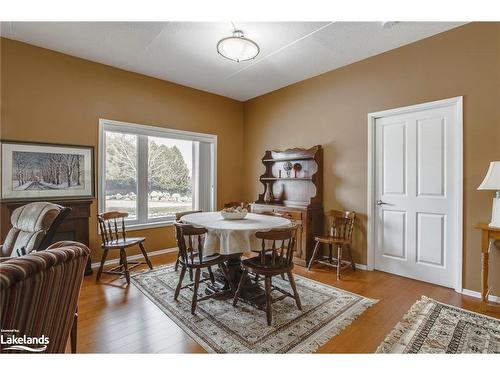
[123,220,175,232]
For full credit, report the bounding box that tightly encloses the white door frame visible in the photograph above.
[366,97,463,292]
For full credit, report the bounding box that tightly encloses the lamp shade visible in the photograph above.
[478,161,500,190]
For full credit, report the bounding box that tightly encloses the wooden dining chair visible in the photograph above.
[233,226,301,326]
[307,210,356,279]
[96,211,153,284]
[174,210,202,272]
[252,210,298,281]
[174,223,232,314]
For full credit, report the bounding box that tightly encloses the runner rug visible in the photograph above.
[377,296,500,353]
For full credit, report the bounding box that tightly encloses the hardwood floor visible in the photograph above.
[75,252,500,353]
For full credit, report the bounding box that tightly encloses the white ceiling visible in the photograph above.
[0,22,465,101]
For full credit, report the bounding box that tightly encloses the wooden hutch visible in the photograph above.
[250,146,323,266]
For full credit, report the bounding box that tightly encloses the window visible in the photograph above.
[99,119,216,229]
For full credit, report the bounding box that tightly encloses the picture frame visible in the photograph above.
[1,140,95,201]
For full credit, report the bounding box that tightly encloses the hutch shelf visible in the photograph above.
[250,145,323,266]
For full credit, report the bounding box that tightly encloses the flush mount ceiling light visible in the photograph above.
[217,29,260,62]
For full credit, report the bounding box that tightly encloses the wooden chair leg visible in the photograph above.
[191,268,201,314]
[139,242,153,269]
[329,244,333,263]
[121,249,131,285]
[233,268,248,307]
[174,265,187,300]
[287,271,302,310]
[174,253,180,271]
[70,310,78,354]
[308,241,321,270]
[265,276,273,326]
[208,266,215,284]
[336,245,342,280]
[96,249,108,281]
[347,244,356,270]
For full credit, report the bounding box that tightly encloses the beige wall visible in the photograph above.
[0,37,244,263]
[243,22,500,294]
[1,23,499,295]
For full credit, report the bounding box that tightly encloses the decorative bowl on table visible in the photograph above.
[220,206,248,220]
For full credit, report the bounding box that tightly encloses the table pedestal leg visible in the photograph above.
[480,230,490,303]
[203,255,267,308]
[225,256,267,308]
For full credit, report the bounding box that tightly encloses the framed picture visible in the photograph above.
[1,140,94,201]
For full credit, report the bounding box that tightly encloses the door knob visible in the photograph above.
[377,200,388,206]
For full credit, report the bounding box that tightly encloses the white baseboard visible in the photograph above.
[461,288,500,303]
[355,263,368,271]
[346,266,499,303]
[91,247,178,269]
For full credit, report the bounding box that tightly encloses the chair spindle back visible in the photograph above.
[254,226,297,268]
[325,210,356,242]
[98,211,128,246]
[174,223,207,267]
[174,211,202,254]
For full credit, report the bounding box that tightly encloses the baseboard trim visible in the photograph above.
[355,263,368,271]
[91,247,178,269]
[461,288,500,303]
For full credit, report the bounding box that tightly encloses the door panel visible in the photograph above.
[381,210,407,260]
[382,122,407,195]
[417,117,445,197]
[374,103,458,288]
[416,212,445,267]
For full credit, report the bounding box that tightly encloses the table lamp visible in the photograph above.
[478,161,500,228]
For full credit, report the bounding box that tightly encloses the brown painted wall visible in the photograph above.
[1,23,499,295]
[0,37,244,264]
[243,23,500,294]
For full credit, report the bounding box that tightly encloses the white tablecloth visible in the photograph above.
[181,212,292,256]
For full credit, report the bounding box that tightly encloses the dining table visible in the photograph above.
[180,211,293,307]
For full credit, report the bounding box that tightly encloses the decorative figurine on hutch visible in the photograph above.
[283,161,293,178]
[293,163,302,178]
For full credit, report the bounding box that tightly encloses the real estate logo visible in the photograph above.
[0,329,49,352]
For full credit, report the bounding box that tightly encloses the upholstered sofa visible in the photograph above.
[0,241,89,353]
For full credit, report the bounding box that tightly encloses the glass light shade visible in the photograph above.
[217,30,259,62]
[478,161,500,190]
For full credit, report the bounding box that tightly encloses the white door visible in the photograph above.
[374,100,461,288]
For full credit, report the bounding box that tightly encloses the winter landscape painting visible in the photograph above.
[1,141,94,200]
[13,151,84,191]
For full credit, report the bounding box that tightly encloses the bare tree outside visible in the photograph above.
[104,132,193,219]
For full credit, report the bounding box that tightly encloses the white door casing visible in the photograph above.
[367,97,463,291]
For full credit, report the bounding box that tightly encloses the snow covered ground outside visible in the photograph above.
[105,199,193,218]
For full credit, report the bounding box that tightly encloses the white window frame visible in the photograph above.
[98,119,217,231]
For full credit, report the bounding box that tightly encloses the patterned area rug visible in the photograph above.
[377,296,500,353]
[131,265,376,353]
